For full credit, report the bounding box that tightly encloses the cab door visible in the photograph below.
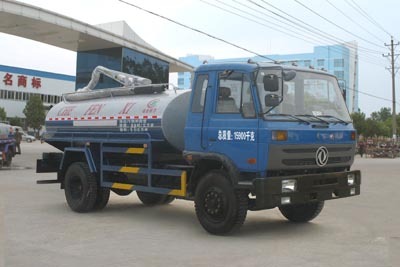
[206,71,259,171]
[185,71,215,152]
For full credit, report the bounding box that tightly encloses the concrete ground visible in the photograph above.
[0,142,399,267]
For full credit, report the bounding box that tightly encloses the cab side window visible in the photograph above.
[217,71,255,118]
[192,74,208,113]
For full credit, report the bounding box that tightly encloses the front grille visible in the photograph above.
[268,144,355,170]
[282,147,352,154]
[282,156,352,166]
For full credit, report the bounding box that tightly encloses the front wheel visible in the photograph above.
[194,170,248,235]
[279,201,324,223]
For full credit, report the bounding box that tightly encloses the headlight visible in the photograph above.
[282,179,297,193]
[347,173,355,186]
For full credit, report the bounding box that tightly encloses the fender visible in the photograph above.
[183,150,240,186]
[60,147,97,173]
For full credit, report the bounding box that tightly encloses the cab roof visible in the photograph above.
[195,61,333,76]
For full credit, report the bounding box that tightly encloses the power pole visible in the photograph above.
[383,36,399,141]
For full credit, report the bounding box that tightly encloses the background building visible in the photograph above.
[178,43,359,112]
[0,64,75,118]
[0,2,194,121]
[75,21,173,90]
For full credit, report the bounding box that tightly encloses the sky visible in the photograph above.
[1,0,399,117]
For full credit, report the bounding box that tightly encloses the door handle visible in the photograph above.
[209,138,216,142]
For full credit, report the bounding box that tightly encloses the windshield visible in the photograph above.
[256,69,351,122]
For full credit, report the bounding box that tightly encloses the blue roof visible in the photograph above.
[0,64,75,82]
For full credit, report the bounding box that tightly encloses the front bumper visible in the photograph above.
[251,170,361,210]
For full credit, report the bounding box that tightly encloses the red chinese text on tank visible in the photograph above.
[57,106,76,116]
[118,102,136,114]
[84,104,105,116]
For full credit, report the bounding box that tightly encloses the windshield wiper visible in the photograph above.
[296,114,330,124]
[317,115,349,125]
[264,113,310,124]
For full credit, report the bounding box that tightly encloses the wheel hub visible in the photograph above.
[204,191,223,215]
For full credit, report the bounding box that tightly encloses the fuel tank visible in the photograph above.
[45,87,191,151]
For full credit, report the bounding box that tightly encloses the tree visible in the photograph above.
[0,107,7,122]
[23,95,46,136]
[364,118,388,138]
[9,117,23,127]
[371,107,391,121]
[351,112,366,137]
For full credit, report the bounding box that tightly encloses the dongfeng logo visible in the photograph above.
[316,146,329,167]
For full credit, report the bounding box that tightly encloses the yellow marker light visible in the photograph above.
[247,158,257,165]
[272,130,288,141]
[351,131,356,141]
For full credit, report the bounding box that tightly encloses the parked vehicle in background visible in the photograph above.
[11,126,36,142]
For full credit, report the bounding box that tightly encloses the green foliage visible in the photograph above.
[364,119,389,137]
[9,117,23,127]
[371,107,391,121]
[351,112,366,136]
[351,107,400,138]
[23,95,46,134]
[0,107,7,121]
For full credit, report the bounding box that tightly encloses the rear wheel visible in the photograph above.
[3,151,13,167]
[64,162,98,212]
[279,201,324,223]
[194,170,248,235]
[136,191,175,205]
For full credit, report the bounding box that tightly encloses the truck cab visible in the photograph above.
[184,62,360,229]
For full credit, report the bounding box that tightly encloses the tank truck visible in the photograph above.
[0,122,16,168]
[37,63,361,234]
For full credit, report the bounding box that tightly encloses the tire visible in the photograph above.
[136,191,175,205]
[3,151,12,167]
[194,170,248,235]
[27,138,32,143]
[279,201,325,223]
[64,162,98,213]
[111,188,132,196]
[93,187,110,210]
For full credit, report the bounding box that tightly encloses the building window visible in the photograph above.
[334,71,344,80]
[317,59,324,66]
[16,92,22,101]
[7,91,14,100]
[178,78,184,86]
[122,47,169,85]
[334,59,344,67]
[304,60,311,67]
[76,47,123,90]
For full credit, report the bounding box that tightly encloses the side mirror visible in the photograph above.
[283,70,296,81]
[263,74,279,92]
[265,94,280,107]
